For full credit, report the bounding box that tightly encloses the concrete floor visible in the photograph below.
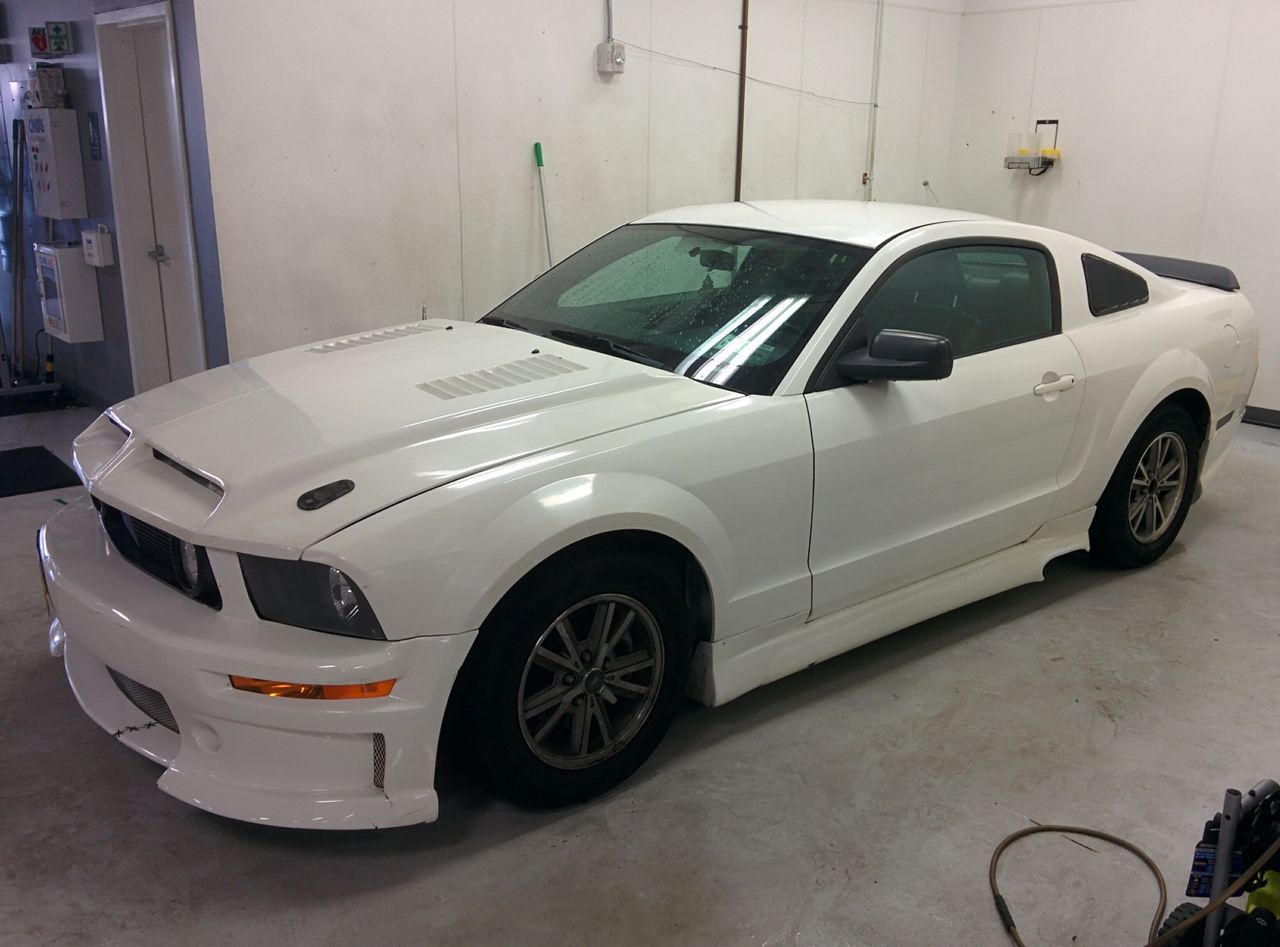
[2,406,1279,946]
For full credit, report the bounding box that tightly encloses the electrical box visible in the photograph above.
[34,242,102,343]
[82,227,115,267]
[596,41,625,74]
[25,107,88,219]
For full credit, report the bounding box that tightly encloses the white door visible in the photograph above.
[96,2,205,393]
[805,241,1086,620]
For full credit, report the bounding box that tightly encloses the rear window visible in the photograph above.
[1082,254,1149,316]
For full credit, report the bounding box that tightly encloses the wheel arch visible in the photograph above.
[439,472,730,643]
[1163,387,1211,451]
[482,529,716,645]
[1090,352,1216,505]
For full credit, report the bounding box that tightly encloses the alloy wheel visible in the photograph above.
[517,594,665,770]
[1127,431,1187,543]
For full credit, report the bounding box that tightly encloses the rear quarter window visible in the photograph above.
[1082,254,1149,316]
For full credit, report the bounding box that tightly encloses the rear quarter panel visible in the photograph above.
[1050,238,1258,518]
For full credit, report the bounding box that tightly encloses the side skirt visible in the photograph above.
[689,507,1094,707]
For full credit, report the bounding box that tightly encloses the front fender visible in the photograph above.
[308,468,733,642]
[307,393,815,643]
[439,472,732,636]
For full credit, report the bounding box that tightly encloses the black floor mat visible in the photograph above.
[0,446,82,498]
[0,388,75,417]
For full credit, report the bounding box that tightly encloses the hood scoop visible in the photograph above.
[306,322,442,354]
[417,353,588,401]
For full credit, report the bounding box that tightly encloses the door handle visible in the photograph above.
[147,244,170,264]
[1033,374,1076,396]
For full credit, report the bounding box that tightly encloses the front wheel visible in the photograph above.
[454,550,694,808]
[1089,404,1201,569]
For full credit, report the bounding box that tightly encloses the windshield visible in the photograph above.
[482,224,872,395]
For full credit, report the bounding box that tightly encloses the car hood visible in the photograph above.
[75,319,739,556]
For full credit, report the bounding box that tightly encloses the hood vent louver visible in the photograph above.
[417,354,588,401]
[306,322,442,354]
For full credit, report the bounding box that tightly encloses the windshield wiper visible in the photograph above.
[479,315,533,333]
[548,329,665,368]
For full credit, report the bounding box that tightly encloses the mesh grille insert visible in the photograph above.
[108,668,179,733]
[372,733,386,789]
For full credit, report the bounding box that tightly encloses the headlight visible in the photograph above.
[239,555,384,639]
[171,538,217,603]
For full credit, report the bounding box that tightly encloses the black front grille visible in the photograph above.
[96,502,221,609]
[107,667,180,733]
[129,514,174,565]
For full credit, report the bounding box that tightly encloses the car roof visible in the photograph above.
[632,200,995,249]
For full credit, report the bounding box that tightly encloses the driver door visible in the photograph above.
[804,241,1086,620]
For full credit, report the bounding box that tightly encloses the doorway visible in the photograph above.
[95,1,205,394]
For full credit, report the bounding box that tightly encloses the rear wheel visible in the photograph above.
[1089,404,1200,568]
[455,550,694,808]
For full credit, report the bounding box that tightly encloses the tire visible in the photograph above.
[1089,403,1201,569]
[1155,901,1205,946]
[1154,902,1244,945]
[452,549,694,809]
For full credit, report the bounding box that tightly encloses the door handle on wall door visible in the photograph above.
[1033,374,1076,397]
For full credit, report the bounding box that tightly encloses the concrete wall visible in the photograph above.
[947,0,1280,411]
[193,0,963,361]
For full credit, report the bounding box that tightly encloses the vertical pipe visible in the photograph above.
[12,119,25,380]
[863,0,886,201]
[733,0,750,202]
[606,0,614,42]
[1204,788,1243,947]
[534,142,554,267]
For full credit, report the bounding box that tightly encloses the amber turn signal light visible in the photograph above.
[229,675,396,700]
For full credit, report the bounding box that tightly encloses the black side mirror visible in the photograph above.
[835,328,953,382]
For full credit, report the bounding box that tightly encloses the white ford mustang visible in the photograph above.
[39,201,1258,829]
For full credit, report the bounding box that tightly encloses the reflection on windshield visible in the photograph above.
[482,224,872,396]
[692,295,810,387]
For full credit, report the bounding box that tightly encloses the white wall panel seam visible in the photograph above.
[450,0,468,319]
[1193,0,1238,263]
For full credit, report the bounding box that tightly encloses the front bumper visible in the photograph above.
[39,496,476,830]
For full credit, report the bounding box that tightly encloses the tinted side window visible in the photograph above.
[860,244,1054,358]
[1082,254,1149,316]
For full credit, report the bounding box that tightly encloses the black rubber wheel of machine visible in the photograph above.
[1156,901,1207,946]
[452,550,694,809]
[1089,403,1201,569]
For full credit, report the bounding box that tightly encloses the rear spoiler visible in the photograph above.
[1117,252,1240,292]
